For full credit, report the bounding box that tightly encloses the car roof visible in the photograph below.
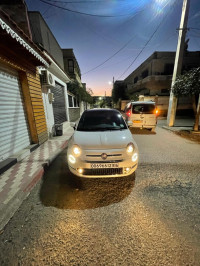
[130,101,155,105]
[84,108,120,113]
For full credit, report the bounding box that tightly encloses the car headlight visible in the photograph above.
[126,142,134,154]
[132,152,138,162]
[72,144,81,157]
[68,154,76,164]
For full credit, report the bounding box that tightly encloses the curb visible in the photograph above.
[44,140,69,167]
[162,125,174,131]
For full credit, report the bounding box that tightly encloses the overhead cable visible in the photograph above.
[39,0,135,17]
[117,0,178,79]
[82,9,145,75]
[82,0,174,76]
[43,0,116,3]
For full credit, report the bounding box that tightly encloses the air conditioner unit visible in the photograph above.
[40,70,55,87]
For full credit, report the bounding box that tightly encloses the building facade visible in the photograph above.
[28,11,71,136]
[120,51,200,115]
[63,49,87,121]
[0,6,50,173]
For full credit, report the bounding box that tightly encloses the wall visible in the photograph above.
[69,108,80,122]
[124,51,200,94]
[42,86,55,137]
[62,49,82,82]
[127,77,172,99]
[39,68,69,136]
[0,0,32,38]
[28,12,64,69]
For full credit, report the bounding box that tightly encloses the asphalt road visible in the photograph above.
[0,123,200,266]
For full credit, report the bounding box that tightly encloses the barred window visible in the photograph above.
[68,59,74,73]
[68,95,73,107]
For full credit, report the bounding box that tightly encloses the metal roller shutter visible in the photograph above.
[0,65,30,163]
[52,82,67,124]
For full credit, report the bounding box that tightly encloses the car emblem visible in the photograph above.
[101,153,107,160]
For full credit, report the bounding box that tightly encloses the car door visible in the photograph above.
[143,104,157,127]
[131,104,145,127]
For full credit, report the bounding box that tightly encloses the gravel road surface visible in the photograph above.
[0,123,200,266]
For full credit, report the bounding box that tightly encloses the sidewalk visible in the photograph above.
[0,122,74,231]
[158,117,200,142]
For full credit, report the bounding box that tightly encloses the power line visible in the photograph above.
[82,37,137,75]
[190,27,200,31]
[82,10,146,75]
[190,36,200,47]
[82,0,176,76]
[38,0,134,17]
[84,34,178,74]
[43,0,115,3]
[117,0,178,80]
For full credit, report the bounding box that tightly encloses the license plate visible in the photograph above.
[91,163,119,168]
[133,120,142,123]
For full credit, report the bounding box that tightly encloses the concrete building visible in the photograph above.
[63,49,89,120]
[120,51,200,115]
[28,11,72,136]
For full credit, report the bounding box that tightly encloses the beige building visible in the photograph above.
[122,51,200,115]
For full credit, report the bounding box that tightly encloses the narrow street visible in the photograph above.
[0,122,200,266]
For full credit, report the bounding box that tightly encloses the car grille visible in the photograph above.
[83,168,123,176]
[85,160,123,163]
[86,154,122,158]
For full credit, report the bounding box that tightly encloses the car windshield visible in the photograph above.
[77,110,128,131]
[132,104,155,114]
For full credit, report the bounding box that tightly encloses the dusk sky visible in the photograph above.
[26,0,200,96]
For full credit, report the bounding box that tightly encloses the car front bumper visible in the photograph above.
[68,159,138,178]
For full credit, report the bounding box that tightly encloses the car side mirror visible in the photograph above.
[70,122,76,130]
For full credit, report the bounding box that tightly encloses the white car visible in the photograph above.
[67,108,138,178]
[123,101,158,131]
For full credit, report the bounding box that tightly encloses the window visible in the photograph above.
[141,69,148,79]
[74,97,77,107]
[68,59,74,73]
[132,104,155,114]
[134,77,138,84]
[77,110,127,131]
[161,88,169,94]
[68,95,73,107]
[164,64,174,75]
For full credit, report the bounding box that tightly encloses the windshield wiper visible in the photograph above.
[77,127,126,131]
[97,127,123,131]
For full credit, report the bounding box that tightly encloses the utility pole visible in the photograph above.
[167,0,190,126]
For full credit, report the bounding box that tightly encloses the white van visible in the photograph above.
[123,101,158,131]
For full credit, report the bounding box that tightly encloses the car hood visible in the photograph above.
[72,129,134,150]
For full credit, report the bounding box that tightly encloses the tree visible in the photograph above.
[67,81,93,104]
[87,88,93,96]
[173,67,200,131]
[112,81,128,104]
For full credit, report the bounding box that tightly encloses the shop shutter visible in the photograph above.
[0,65,30,163]
[51,82,67,124]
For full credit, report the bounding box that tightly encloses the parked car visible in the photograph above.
[67,108,138,178]
[123,101,158,131]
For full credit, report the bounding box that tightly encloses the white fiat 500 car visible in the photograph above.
[67,108,138,178]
